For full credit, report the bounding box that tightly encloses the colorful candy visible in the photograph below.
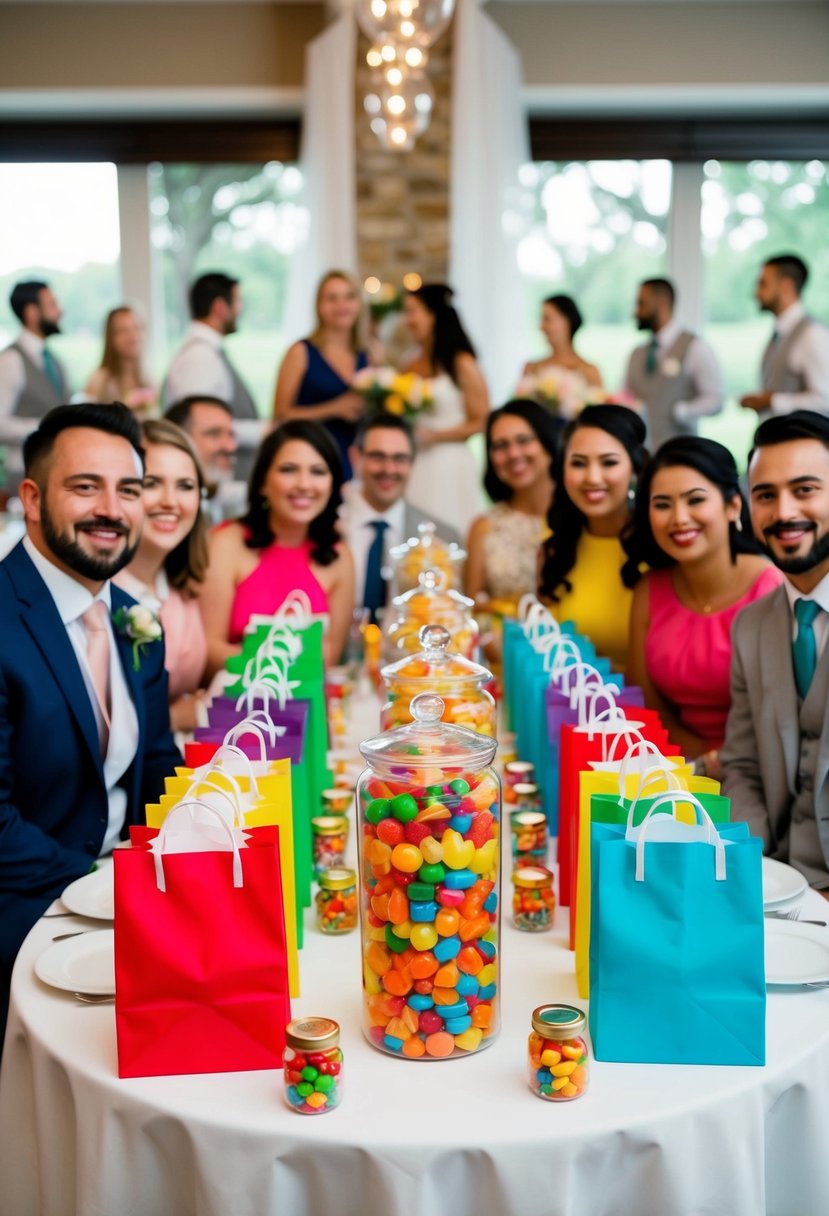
[316,867,358,934]
[510,809,547,866]
[358,694,500,1059]
[380,625,496,736]
[283,1017,343,1114]
[512,865,556,932]
[528,1005,588,1101]
[503,760,535,805]
[383,573,479,660]
[311,815,349,877]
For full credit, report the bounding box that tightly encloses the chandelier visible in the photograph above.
[357,0,455,152]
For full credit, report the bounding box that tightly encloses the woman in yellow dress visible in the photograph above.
[537,404,647,670]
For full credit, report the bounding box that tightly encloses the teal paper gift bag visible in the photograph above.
[589,791,766,1066]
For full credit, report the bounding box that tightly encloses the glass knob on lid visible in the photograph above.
[410,691,444,724]
[419,623,451,655]
[419,567,447,593]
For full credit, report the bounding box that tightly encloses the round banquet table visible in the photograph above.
[2,881,829,1216]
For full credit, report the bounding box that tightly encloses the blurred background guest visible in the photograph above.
[84,305,156,416]
[114,419,210,731]
[624,436,781,776]
[401,283,489,539]
[465,399,561,608]
[521,293,602,390]
[273,269,369,481]
[201,419,353,676]
[538,404,648,670]
[165,394,245,523]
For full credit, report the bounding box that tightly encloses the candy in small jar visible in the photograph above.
[380,624,496,737]
[528,1004,588,1101]
[358,693,501,1059]
[312,815,349,876]
[283,1017,343,1114]
[512,865,556,931]
[503,760,535,804]
[510,810,547,866]
[316,867,358,934]
[388,521,466,596]
[383,569,479,660]
[322,788,353,816]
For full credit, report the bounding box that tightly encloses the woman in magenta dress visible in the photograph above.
[272,270,369,480]
[201,419,354,677]
[624,436,782,777]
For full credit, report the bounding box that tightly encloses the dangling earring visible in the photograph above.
[628,480,637,504]
[735,517,743,532]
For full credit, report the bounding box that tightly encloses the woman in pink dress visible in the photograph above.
[625,436,782,777]
[201,419,354,677]
[114,418,209,731]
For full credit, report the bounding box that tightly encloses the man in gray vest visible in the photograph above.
[163,272,264,479]
[624,278,723,451]
[722,410,829,895]
[0,281,69,489]
[740,253,829,419]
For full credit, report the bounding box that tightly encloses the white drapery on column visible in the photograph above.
[449,0,530,405]
[282,13,358,343]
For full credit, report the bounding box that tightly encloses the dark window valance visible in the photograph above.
[0,120,301,164]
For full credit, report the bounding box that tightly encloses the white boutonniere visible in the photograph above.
[662,357,681,378]
[112,604,163,671]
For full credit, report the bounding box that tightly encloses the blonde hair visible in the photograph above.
[140,419,210,592]
[97,306,151,396]
[309,270,367,353]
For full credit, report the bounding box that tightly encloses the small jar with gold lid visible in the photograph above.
[311,814,349,876]
[510,809,547,866]
[315,867,358,934]
[511,864,555,931]
[527,1004,588,1101]
[283,1017,343,1113]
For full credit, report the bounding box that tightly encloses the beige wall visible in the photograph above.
[0,3,326,90]
[487,2,829,88]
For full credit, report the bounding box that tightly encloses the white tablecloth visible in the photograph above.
[2,876,829,1216]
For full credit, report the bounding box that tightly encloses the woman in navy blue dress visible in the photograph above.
[273,270,369,479]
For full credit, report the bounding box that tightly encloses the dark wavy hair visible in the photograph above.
[538,404,648,603]
[240,419,343,565]
[620,436,759,589]
[544,294,583,339]
[483,399,565,504]
[408,283,476,385]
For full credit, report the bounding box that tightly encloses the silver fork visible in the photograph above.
[765,907,827,927]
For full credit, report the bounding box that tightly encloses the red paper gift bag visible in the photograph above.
[115,805,291,1078]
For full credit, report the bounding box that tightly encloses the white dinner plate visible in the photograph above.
[60,862,114,921]
[35,930,115,996]
[764,920,829,986]
[762,857,808,909]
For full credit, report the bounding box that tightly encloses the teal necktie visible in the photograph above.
[645,338,659,374]
[793,598,821,699]
[363,520,389,625]
[42,346,62,397]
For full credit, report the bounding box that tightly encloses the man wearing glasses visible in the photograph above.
[343,414,460,622]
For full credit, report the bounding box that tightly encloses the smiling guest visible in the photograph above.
[0,403,181,1033]
[538,404,647,669]
[114,420,210,732]
[624,437,780,776]
[341,413,460,623]
[465,400,561,608]
[201,419,354,675]
[722,410,829,893]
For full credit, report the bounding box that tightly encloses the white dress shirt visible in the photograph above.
[635,319,725,423]
[0,329,51,444]
[163,322,264,448]
[769,302,829,415]
[340,492,406,609]
[23,536,139,854]
[783,568,829,660]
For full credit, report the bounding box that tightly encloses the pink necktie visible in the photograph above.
[81,601,111,755]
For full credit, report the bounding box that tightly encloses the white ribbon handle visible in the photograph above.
[223,718,284,763]
[201,743,260,797]
[181,774,244,819]
[628,789,725,883]
[612,737,670,797]
[236,673,297,714]
[539,634,583,676]
[523,601,558,642]
[517,593,541,623]
[152,801,244,892]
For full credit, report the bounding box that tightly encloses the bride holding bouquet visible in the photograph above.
[518,294,603,418]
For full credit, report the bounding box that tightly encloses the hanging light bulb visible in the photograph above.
[386,65,405,87]
[366,47,383,68]
[356,0,455,50]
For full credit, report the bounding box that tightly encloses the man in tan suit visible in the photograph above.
[722,410,829,893]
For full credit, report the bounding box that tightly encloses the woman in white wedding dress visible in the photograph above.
[401,283,490,538]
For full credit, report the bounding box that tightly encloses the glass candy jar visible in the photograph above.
[512,865,556,931]
[283,1017,343,1113]
[383,569,479,661]
[389,521,466,596]
[527,1004,589,1101]
[316,867,358,934]
[510,810,547,866]
[380,624,496,737]
[311,815,349,877]
[357,693,501,1059]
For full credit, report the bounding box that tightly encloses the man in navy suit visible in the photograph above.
[0,403,181,1033]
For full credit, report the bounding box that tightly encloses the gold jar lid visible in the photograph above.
[512,864,554,889]
[285,1016,340,1051]
[504,760,535,778]
[312,815,348,835]
[322,788,353,813]
[510,810,546,832]
[318,866,356,890]
[512,782,540,798]
[531,1003,586,1039]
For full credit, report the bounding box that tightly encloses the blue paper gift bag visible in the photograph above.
[589,791,766,1066]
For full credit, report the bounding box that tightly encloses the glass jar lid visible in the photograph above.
[285,1016,340,1051]
[318,866,356,890]
[381,624,493,688]
[512,864,554,889]
[359,692,497,772]
[509,810,547,832]
[390,568,475,615]
[531,1003,586,1039]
